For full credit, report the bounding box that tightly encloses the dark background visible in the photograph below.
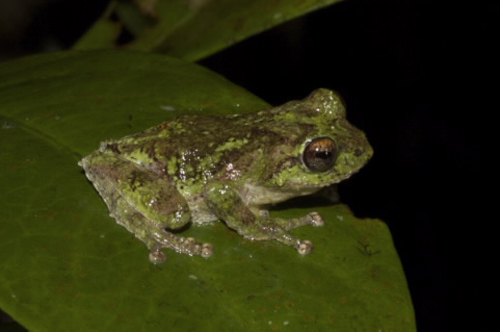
[0,0,494,331]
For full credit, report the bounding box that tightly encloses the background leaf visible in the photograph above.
[0,51,415,330]
[74,0,345,61]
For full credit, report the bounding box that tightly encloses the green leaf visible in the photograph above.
[0,51,415,331]
[74,0,346,61]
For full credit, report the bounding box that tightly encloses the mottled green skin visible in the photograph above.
[79,89,373,263]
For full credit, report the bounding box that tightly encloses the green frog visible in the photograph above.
[79,89,373,263]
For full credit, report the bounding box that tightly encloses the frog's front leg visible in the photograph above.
[269,212,324,231]
[204,182,318,255]
[80,152,213,263]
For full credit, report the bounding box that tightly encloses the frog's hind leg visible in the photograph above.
[80,151,213,263]
[110,192,214,263]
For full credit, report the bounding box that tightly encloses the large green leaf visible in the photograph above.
[74,0,345,61]
[0,51,415,331]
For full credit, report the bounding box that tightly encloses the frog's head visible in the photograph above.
[263,88,373,191]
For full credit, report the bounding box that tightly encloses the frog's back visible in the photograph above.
[99,114,265,181]
[107,115,236,155]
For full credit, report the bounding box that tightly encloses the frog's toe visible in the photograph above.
[184,237,196,245]
[149,249,167,264]
[179,237,213,258]
[308,212,324,227]
[201,243,214,258]
[297,240,313,255]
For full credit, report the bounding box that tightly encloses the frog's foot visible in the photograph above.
[273,211,324,231]
[147,230,213,264]
[149,250,168,264]
[297,240,314,255]
[307,212,325,227]
[276,233,314,255]
[242,224,314,255]
[171,236,214,258]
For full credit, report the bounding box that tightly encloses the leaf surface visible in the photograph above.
[0,51,414,331]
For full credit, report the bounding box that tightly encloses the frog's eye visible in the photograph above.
[303,137,338,172]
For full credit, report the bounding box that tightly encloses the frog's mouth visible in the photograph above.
[284,172,349,189]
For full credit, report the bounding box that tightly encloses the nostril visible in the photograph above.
[354,148,363,157]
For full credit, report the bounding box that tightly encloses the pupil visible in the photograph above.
[316,151,331,159]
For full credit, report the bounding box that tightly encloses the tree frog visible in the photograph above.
[79,89,373,263]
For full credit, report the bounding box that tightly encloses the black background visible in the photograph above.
[0,0,495,331]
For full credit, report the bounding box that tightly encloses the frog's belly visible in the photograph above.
[186,195,218,225]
